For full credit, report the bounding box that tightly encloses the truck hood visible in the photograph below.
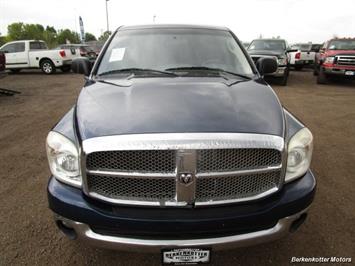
[247,50,285,58]
[325,50,355,56]
[76,77,285,140]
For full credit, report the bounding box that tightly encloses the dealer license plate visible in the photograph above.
[345,71,355,76]
[162,248,211,265]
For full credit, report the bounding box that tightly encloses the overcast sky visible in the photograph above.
[1,0,354,43]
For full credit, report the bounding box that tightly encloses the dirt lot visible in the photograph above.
[0,70,354,265]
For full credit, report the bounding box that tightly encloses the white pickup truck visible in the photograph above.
[0,40,79,74]
[289,43,315,70]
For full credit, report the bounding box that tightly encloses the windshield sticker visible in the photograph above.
[109,48,125,62]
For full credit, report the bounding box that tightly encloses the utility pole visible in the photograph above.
[153,15,156,23]
[105,0,110,32]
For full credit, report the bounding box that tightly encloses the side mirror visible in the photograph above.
[256,57,277,76]
[319,48,325,53]
[2,50,9,54]
[71,57,92,76]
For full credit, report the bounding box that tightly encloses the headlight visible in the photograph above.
[285,127,313,183]
[46,131,81,187]
[277,57,287,65]
[324,56,334,64]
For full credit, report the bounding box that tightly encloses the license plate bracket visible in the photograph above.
[162,247,211,265]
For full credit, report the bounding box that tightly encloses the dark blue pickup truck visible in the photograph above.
[46,25,315,265]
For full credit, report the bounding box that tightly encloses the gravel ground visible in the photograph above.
[0,70,354,265]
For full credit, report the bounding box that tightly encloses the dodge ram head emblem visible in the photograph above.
[179,173,193,185]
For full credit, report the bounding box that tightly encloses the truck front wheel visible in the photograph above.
[313,65,319,76]
[276,68,289,86]
[317,68,329,84]
[41,59,56,74]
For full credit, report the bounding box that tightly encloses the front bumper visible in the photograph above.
[266,66,287,77]
[323,65,355,76]
[48,170,316,252]
[54,209,308,252]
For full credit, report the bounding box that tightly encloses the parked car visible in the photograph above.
[84,40,104,56]
[247,39,291,85]
[0,51,6,78]
[314,38,355,84]
[47,25,315,265]
[289,43,315,70]
[0,40,76,74]
[56,44,97,61]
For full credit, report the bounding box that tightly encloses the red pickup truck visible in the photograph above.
[314,38,355,84]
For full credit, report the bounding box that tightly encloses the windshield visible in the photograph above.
[248,40,286,51]
[97,28,254,77]
[328,40,355,50]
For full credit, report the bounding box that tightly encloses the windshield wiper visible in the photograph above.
[97,68,178,77]
[165,66,252,80]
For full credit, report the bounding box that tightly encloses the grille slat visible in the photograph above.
[86,150,176,173]
[197,149,281,173]
[196,171,281,202]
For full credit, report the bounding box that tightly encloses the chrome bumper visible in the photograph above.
[323,67,355,76]
[54,208,308,252]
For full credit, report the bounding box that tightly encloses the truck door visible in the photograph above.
[13,42,29,67]
[29,41,48,67]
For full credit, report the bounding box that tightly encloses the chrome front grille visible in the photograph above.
[196,171,281,203]
[197,149,281,173]
[82,133,285,207]
[87,150,176,173]
[336,55,355,66]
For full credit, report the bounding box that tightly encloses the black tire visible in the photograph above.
[313,65,319,76]
[294,65,303,71]
[60,65,71,73]
[276,68,288,86]
[40,59,56,74]
[278,75,288,86]
[10,69,21,74]
[317,67,328,84]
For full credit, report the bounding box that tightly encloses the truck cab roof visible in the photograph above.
[118,24,230,32]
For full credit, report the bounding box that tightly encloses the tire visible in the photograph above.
[60,65,71,73]
[317,67,328,84]
[276,68,288,86]
[10,69,21,74]
[40,59,56,74]
[313,65,319,76]
[294,65,303,71]
[277,75,288,86]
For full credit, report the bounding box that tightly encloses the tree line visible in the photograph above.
[0,22,111,48]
